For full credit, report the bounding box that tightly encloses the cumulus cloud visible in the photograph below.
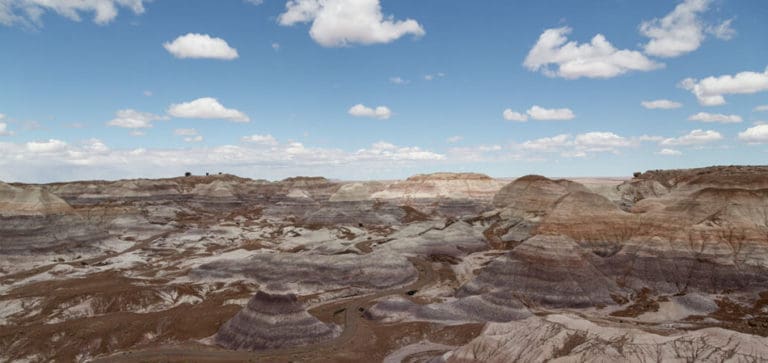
[755,105,768,112]
[516,131,636,157]
[641,99,683,109]
[446,136,463,144]
[503,109,528,122]
[688,112,742,123]
[353,141,444,161]
[680,67,768,106]
[524,27,662,79]
[107,109,168,129]
[574,132,631,151]
[163,33,239,60]
[348,104,392,120]
[174,128,198,136]
[0,122,13,136]
[0,0,146,27]
[738,124,768,144]
[526,105,575,121]
[277,0,425,47]
[519,134,571,152]
[172,129,202,142]
[447,145,508,162]
[661,129,723,145]
[25,139,67,153]
[423,73,445,81]
[0,138,447,182]
[656,148,683,156]
[241,134,278,145]
[640,0,734,58]
[389,77,409,85]
[168,97,250,122]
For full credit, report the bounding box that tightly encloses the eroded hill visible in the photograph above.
[1,167,767,362]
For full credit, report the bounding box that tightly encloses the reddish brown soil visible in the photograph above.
[610,288,660,318]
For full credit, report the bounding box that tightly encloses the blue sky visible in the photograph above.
[1,0,767,182]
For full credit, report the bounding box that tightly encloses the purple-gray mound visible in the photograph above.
[215,291,340,351]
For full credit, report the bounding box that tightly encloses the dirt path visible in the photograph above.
[91,257,438,362]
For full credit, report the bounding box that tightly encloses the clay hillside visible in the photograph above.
[1,166,767,362]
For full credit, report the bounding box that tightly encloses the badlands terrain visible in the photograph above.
[1,166,768,362]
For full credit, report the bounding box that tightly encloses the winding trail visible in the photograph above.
[91,257,438,362]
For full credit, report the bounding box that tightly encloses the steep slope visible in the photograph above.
[215,291,340,351]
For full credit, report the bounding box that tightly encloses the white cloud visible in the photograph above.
[661,129,723,145]
[526,105,575,121]
[348,104,392,120]
[0,122,13,136]
[129,130,145,137]
[242,134,278,145]
[520,134,571,152]
[277,0,425,47]
[707,18,736,40]
[446,136,463,144]
[0,0,146,27]
[680,67,768,106]
[107,109,168,129]
[755,105,768,112]
[641,99,683,109]
[561,150,587,158]
[184,135,203,143]
[353,141,444,161]
[389,77,409,85]
[574,132,631,151]
[167,97,250,122]
[245,0,264,5]
[0,138,449,182]
[174,128,198,136]
[637,135,665,142]
[424,72,445,81]
[738,124,768,144]
[503,109,528,122]
[271,42,280,51]
[640,0,713,58]
[524,27,662,79]
[688,112,742,123]
[163,33,239,60]
[143,90,153,97]
[656,148,683,156]
[26,139,67,153]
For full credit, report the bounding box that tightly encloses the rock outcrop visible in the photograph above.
[0,182,73,216]
[372,173,506,202]
[0,181,107,256]
[215,291,340,350]
[438,314,768,363]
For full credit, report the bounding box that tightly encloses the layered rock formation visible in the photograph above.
[372,173,506,202]
[215,291,340,351]
[438,314,768,362]
[0,181,107,257]
[3,166,768,362]
[0,182,72,216]
[192,251,417,295]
